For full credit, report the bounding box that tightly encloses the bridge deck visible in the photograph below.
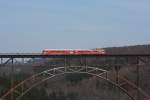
[0,53,150,58]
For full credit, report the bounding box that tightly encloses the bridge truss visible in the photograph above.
[0,54,150,100]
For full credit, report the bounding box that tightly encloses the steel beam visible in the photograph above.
[0,53,150,58]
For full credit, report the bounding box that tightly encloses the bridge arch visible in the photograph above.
[0,66,148,100]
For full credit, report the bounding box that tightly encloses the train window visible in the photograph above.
[42,50,47,54]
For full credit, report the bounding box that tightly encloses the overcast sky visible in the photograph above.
[0,0,150,52]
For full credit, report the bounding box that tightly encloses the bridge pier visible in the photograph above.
[115,65,120,84]
[10,58,14,100]
[0,58,3,65]
[137,57,141,100]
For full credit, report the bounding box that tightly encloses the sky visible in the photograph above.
[0,0,150,53]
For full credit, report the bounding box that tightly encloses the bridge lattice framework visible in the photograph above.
[0,54,150,100]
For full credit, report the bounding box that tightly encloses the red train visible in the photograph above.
[42,48,105,55]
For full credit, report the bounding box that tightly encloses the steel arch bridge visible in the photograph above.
[0,54,150,100]
[0,66,149,100]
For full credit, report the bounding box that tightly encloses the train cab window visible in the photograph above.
[42,50,47,54]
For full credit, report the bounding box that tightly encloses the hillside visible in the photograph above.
[104,44,150,54]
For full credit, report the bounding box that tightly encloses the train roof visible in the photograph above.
[43,49,104,51]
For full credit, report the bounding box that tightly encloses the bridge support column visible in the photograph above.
[65,56,71,71]
[11,58,14,100]
[137,57,140,100]
[114,57,120,84]
[115,66,120,84]
[0,58,3,65]
[84,57,87,72]
[64,56,67,72]
[22,58,24,64]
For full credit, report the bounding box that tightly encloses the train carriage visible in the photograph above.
[42,49,105,55]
